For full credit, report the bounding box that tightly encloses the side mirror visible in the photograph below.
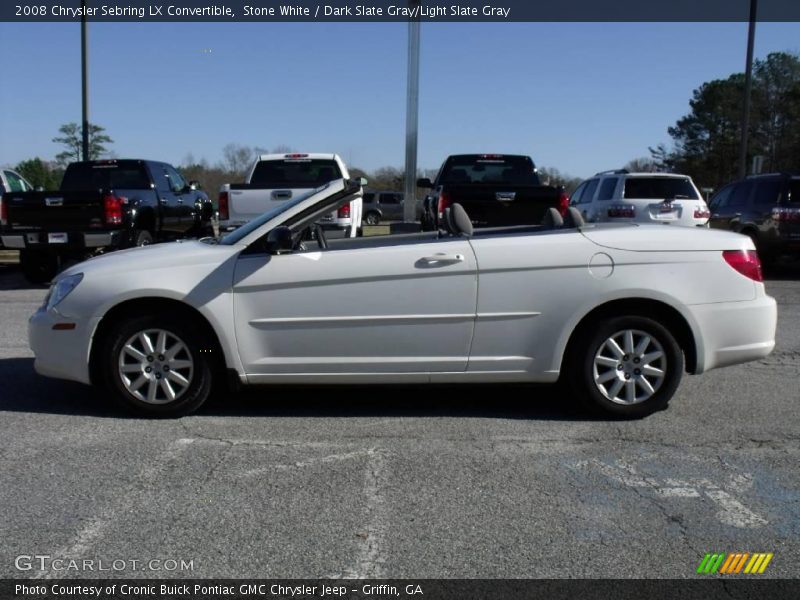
[264,226,293,254]
[189,180,201,190]
[417,178,433,188]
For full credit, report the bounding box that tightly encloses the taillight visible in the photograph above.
[218,191,229,221]
[608,204,636,218]
[558,190,569,217]
[0,197,6,227]
[694,207,711,219]
[437,191,451,220]
[772,207,800,222]
[103,194,122,225]
[337,203,351,218]
[723,249,763,282]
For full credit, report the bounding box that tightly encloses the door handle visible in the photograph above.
[159,198,168,204]
[420,253,465,264]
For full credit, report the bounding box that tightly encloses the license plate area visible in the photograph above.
[48,233,68,244]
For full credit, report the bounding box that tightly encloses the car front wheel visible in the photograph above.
[569,316,683,418]
[99,314,213,416]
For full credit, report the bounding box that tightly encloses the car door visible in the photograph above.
[711,181,754,232]
[232,237,478,379]
[164,164,194,231]
[466,229,599,377]
[707,183,735,230]
[149,164,182,234]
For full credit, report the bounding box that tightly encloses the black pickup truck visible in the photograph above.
[417,154,567,230]
[0,159,214,283]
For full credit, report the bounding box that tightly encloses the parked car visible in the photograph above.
[570,170,710,227]
[0,159,214,283]
[29,178,776,418]
[417,154,568,230]
[362,190,411,224]
[708,173,800,264]
[218,153,361,236]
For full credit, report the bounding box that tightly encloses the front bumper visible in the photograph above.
[690,294,778,373]
[28,307,96,385]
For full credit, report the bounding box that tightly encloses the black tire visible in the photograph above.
[567,315,683,418]
[20,249,60,285]
[98,313,214,417]
[364,211,381,226]
[134,230,154,247]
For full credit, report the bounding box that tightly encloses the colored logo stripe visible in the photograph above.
[699,552,773,574]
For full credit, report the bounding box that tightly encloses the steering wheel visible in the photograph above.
[313,224,328,250]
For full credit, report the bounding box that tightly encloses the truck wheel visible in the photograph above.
[99,313,214,417]
[134,230,153,247]
[365,211,381,226]
[20,249,60,285]
[567,316,683,418]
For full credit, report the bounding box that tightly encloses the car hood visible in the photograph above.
[580,224,753,252]
[58,240,240,280]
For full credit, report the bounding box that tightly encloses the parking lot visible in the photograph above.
[0,258,798,579]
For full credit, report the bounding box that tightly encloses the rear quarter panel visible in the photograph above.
[467,229,756,379]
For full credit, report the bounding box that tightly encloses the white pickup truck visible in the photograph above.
[218,153,362,236]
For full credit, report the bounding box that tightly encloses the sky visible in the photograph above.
[1,21,799,178]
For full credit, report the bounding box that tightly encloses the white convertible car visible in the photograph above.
[29,178,777,417]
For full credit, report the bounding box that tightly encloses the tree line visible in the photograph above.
[9,51,799,197]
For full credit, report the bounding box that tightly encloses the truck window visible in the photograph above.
[597,177,618,201]
[728,181,754,207]
[753,180,782,205]
[4,170,26,192]
[623,177,700,200]
[440,156,540,186]
[582,179,600,204]
[250,159,342,188]
[788,179,800,204]
[165,165,188,193]
[381,193,402,204]
[61,162,151,192]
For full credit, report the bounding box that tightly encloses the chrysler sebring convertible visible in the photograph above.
[29,178,777,417]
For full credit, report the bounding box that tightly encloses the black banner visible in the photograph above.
[3,580,800,600]
[3,0,800,22]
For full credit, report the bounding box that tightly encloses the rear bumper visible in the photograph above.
[690,294,777,373]
[1,230,122,250]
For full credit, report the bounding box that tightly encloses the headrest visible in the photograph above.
[542,207,564,229]
[450,203,474,237]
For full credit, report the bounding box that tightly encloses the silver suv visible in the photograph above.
[570,170,710,227]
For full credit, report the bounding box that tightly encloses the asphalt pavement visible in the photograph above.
[0,262,798,579]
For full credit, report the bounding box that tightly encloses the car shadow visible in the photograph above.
[0,357,598,421]
[0,263,48,291]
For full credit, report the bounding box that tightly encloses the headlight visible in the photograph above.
[45,273,84,311]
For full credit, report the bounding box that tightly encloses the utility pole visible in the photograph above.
[403,4,421,223]
[738,0,757,179]
[81,0,90,161]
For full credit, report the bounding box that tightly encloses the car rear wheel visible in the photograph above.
[569,316,683,418]
[99,314,213,417]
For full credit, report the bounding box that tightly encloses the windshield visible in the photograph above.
[440,155,540,186]
[61,161,151,191]
[219,184,329,245]
[623,177,699,200]
[250,158,342,188]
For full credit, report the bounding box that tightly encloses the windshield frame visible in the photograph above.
[219,183,331,246]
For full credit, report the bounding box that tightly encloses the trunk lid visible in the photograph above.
[581,223,752,252]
